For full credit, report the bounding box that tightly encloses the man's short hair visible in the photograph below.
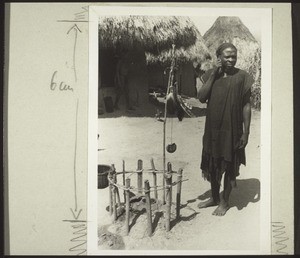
[216,43,237,57]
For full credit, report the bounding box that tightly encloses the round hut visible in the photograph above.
[98,15,199,114]
[203,16,261,109]
[146,29,212,97]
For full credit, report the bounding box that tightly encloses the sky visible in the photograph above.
[190,16,261,42]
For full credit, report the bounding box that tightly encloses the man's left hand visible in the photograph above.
[238,133,249,149]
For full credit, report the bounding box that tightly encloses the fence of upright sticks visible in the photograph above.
[107,158,186,236]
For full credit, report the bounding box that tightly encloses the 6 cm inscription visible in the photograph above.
[50,71,74,92]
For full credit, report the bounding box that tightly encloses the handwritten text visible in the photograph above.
[50,71,74,92]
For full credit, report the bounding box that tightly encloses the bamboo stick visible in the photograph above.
[137,159,143,194]
[163,115,166,205]
[176,168,183,220]
[112,173,117,221]
[122,160,126,203]
[165,162,172,231]
[125,178,131,235]
[144,180,152,237]
[111,164,121,208]
[115,174,121,208]
[108,171,113,216]
[150,158,158,200]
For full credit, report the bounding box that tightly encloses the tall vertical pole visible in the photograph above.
[163,44,176,205]
[163,103,167,204]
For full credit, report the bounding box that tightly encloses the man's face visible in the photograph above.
[219,47,237,71]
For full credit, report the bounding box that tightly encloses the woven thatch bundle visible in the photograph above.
[145,30,212,67]
[203,16,261,109]
[99,15,198,54]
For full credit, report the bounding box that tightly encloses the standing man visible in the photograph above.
[114,51,134,111]
[197,43,254,216]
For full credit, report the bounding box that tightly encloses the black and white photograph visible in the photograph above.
[87,5,272,255]
[4,2,296,255]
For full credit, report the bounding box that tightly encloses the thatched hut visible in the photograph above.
[145,30,212,97]
[98,15,200,113]
[203,16,261,109]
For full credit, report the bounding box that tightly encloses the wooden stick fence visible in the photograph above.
[107,158,186,236]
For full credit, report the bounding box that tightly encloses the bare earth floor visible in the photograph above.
[97,100,261,251]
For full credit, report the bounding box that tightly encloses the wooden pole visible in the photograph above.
[115,173,121,208]
[122,160,126,203]
[111,164,121,207]
[162,44,176,205]
[125,178,131,235]
[150,158,158,200]
[108,171,113,216]
[163,103,167,205]
[165,162,172,231]
[137,159,143,195]
[176,168,183,220]
[144,180,152,237]
[167,162,173,204]
[112,173,117,221]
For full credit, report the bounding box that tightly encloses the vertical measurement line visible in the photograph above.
[74,98,79,211]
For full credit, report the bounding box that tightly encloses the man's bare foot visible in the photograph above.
[212,201,229,216]
[197,198,219,209]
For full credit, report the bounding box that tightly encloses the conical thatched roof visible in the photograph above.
[145,29,212,67]
[99,15,198,54]
[203,16,260,73]
[203,16,257,49]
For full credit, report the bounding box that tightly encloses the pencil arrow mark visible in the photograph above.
[67,24,82,34]
[70,208,82,220]
[67,24,82,82]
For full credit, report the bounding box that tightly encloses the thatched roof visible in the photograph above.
[99,15,198,54]
[203,16,258,51]
[145,29,212,67]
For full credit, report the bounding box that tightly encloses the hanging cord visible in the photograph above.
[170,116,173,143]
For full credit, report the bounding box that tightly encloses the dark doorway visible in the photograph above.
[99,48,118,88]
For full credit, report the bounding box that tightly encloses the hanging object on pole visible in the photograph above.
[166,142,177,153]
[165,51,195,121]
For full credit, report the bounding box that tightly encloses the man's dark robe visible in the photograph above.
[200,67,254,185]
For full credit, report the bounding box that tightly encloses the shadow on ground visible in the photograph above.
[186,178,260,210]
[170,208,200,230]
[230,178,260,210]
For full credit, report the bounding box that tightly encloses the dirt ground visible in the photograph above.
[97,98,261,252]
